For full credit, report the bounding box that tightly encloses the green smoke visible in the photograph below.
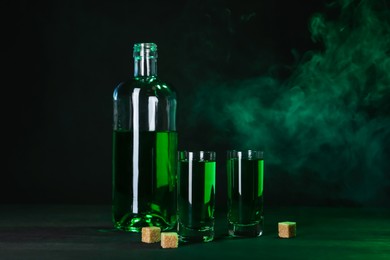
[184,0,390,206]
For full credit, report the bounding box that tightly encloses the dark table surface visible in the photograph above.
[0,204,389,259]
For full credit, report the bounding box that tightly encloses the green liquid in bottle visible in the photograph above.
[227,158,264,225]
[112,130,178,232]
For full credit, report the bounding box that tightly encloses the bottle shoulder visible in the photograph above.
[113,77,176,98]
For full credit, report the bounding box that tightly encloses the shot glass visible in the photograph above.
[177,151,216,242]
[227,150,264,237]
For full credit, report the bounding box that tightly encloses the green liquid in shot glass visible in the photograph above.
[177,159,216,241]
[227,158,264,225]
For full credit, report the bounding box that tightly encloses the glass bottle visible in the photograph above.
[112,43,177,232]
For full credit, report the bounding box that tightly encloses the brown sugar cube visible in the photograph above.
[142,227,161,243]
[161,232,178,249]
[278,221,297,238]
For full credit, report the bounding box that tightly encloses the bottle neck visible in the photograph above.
[134,57,157,77]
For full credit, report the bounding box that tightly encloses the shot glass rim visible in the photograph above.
[178,150,216,161]
[227,149,264,159]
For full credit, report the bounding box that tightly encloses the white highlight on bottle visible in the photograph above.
[148,96,158,131]
[188,152,193,204]
[238,151,242,195]
[132,88,141,213]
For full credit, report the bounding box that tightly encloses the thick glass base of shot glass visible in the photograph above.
[177,222,214,243]
[228,221,263,237]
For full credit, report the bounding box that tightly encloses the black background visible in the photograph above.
[2,0,388,209]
